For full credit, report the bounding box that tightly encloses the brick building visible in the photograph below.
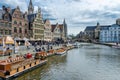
[11,6,28,38]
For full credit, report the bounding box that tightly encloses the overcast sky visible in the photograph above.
[1,0,120,35]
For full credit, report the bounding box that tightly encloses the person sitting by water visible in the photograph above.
[42,47,45,51]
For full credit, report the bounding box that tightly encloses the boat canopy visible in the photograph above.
[0,36,14,44]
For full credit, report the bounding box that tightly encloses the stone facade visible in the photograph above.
[0,6,12,37]
[0,20,12,36]
[51,23,61,41]
[28,0,34,15]
[11,6,28,38]
[84,26,96,40]
[28,7,44,40]
[44,19,52,41]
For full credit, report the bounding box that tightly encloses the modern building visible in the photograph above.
[11,6,28,38]
[44,19,52,41]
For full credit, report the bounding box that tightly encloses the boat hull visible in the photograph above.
[0,60,47,80]
[55,50,67,55]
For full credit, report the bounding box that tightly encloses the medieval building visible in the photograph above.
[28,0,34,15]
[11,6,28,38]
[28,0,44,40]
[44,19,52,41]
[0,6,12,37]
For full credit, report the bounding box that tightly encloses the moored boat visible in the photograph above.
[47,49,55,57]
[0,53,47,79]
[55,48,67,55]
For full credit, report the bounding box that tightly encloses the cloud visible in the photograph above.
[1,0,120,35]
[1,0,27,12]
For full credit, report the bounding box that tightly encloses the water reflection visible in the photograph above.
[14,43,120,80]
[14,55,67,80]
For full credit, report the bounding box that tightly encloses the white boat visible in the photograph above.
[55,49,67,55]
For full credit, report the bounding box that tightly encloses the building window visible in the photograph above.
[5,30,8,35]
[19,22,22,26]
[9,30,11,35]
[25,23,27,26]
[25,29,27,33]
[14,27,17,33]
[19,28,22,33]
[5,23,7,27]
[9,23,11,27]
[14,21,17,24]
[0,30,3,35]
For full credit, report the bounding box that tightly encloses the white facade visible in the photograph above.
[44,20,52,41]
[100,24,120,43]
[52,24,61,41]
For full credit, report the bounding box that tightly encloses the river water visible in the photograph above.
[14,43,120,80]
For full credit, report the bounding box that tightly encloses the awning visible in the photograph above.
[5,36,14,44]
[0,36,14,44]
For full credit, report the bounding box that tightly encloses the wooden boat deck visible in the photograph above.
[5,60,47,79]
[0,55,47,79]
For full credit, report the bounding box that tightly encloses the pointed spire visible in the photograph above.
[30,0,32,4]
[97,22,100,26]
[63,18,66,23]
[38,6,41,13]
[63,18,67,25]
[28,0,34,14]
[17,6,20,10]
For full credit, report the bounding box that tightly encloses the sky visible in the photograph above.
[1,0,120,35]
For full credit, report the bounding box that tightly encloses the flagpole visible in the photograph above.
[3,37,5,59]
[14,38,16,56]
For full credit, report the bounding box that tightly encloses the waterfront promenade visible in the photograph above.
[0,44,64,60]
[13,43,120,80]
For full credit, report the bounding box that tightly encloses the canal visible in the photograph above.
[14,43,120,80]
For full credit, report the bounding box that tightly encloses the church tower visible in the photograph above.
[28,0,34,14]
[63,19,68,41]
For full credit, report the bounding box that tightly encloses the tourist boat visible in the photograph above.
[55,48,67,55]
[0,53,47,79]
[35,51,47,60]
[47,49,55,57]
